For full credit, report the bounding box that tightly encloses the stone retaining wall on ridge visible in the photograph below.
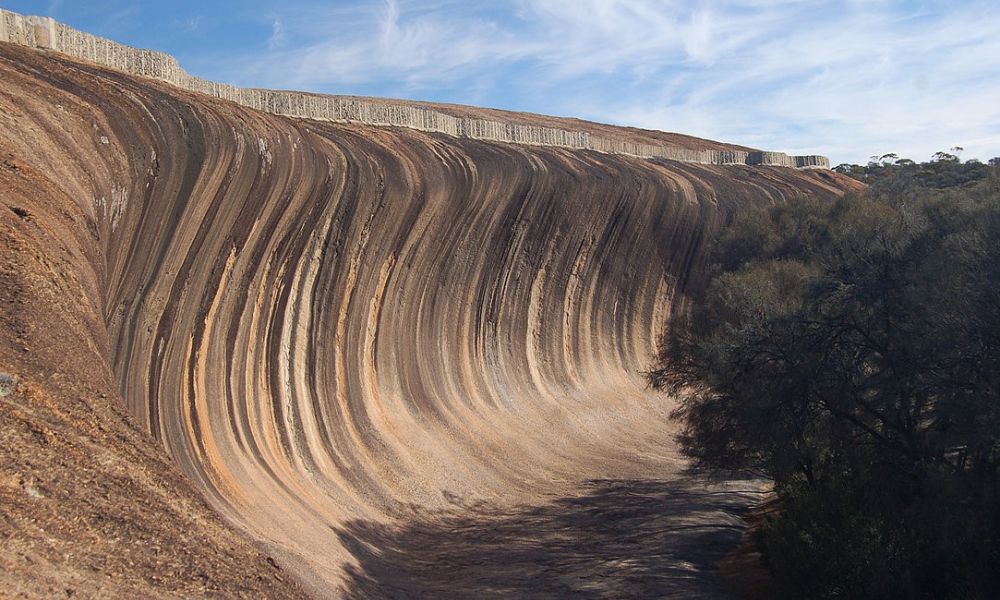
[0,9,830,169]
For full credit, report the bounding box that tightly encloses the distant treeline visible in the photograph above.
[835,149,1000,189]
[651,154,1000,598]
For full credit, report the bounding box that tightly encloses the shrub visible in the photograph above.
[650,163,1000,598]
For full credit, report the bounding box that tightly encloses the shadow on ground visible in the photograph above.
[334,477,765,599]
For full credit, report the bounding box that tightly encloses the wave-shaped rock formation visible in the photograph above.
[0,9,829,169]
[0,16,858,599]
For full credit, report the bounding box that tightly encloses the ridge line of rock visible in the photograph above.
[0,9,829,169]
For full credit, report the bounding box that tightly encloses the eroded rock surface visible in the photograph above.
[0,38,857,598]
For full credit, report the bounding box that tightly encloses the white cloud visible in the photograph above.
[268,18,286,50]
[216,0,1000,163]
[173,15,203,33]
[243,1,523,85]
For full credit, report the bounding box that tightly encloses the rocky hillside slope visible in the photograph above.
[0,28,857,599]
[0,9,829,169]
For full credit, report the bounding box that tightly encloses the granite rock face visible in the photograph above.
[0,17,857,600]
[0,8,829,170]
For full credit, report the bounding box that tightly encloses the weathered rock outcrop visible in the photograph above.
[0,8,829,170]
[0,18,856,599]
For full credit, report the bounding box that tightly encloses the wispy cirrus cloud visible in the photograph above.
[14,0,996,164]
[220,0,999,163]
[604,1,1000,161]
[171,15,203,33]
[267,18,285,50]
[241,0,527,87]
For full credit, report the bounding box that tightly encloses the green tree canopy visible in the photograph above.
[650,160,1000,598]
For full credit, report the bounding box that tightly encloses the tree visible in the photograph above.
[834,163,867,179]
[650,176,1000,598]
[837,153,990,190]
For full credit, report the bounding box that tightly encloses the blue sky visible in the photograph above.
[6,1,1000,164]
